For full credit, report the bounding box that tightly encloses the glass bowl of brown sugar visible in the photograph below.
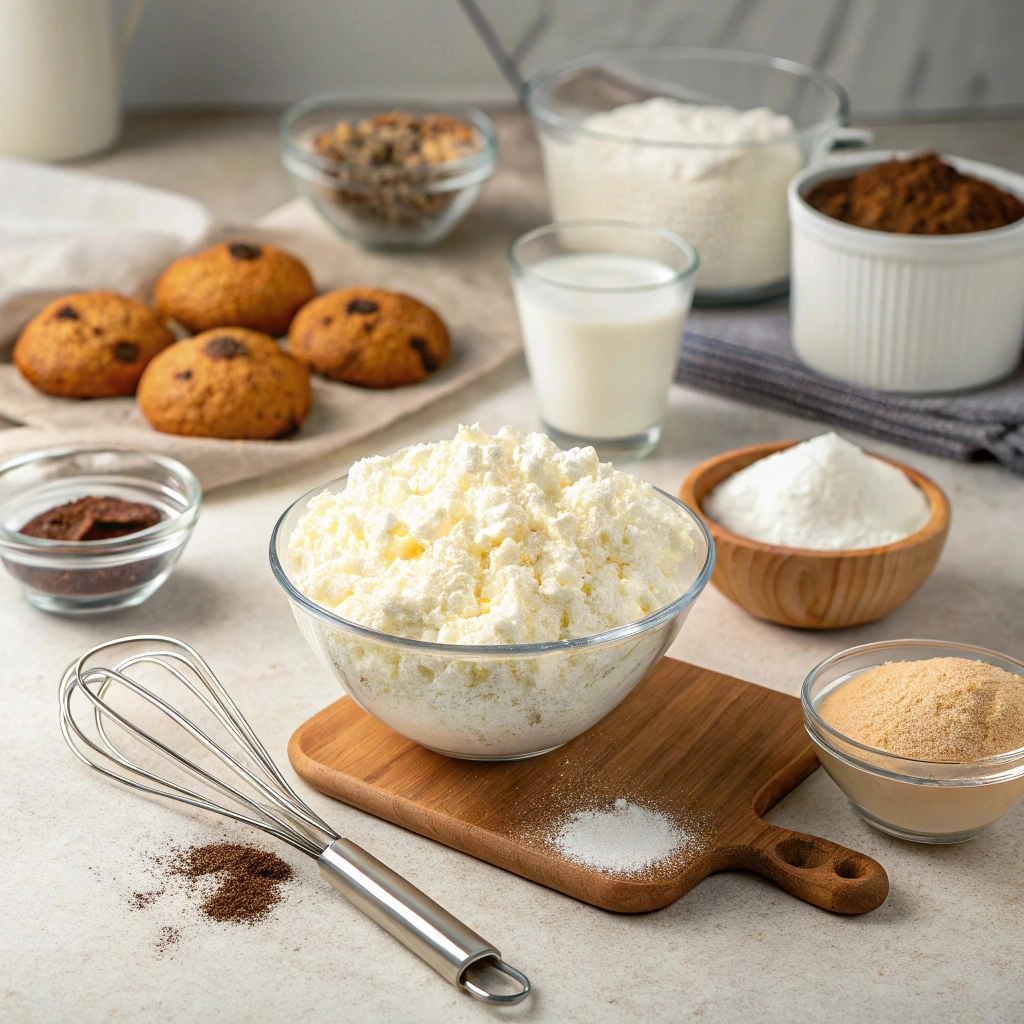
[803,639,1024,844]
[0,447,201,616]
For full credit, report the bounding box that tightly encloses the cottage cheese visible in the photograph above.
[289,424,695,643]
[286,426,704,757]
[540,98,805,292]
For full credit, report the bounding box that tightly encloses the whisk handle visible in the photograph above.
[318,839,529,1003]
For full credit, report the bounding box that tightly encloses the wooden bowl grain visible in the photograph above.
[679,441,950,630]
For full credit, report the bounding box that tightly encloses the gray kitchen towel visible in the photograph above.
[676,302,1024,474]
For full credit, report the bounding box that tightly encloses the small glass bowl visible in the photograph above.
[280,96,498,249]
[270,475,714,760]
[803,640,1024,843]
[0,448,201,616]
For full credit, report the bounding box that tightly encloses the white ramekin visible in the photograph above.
[788,151,1024,393]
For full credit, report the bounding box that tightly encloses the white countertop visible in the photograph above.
[3,111,1024,1024]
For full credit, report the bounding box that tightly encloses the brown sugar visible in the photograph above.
[805,153,1024,235]
[172,842,293,923]
[819,657,1024,762]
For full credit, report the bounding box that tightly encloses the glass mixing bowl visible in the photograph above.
[280,96,498,249]
[526,47,853,303]
[803,640,1024,843]
[270,476,714,760]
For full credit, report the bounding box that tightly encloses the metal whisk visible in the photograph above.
[59,635,530,1004]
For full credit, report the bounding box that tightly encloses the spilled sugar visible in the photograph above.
[548,798,702,875]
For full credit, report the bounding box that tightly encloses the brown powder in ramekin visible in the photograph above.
[805,153,1024,235]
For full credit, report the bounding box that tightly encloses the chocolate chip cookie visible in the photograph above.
[287,287,450,388]
[13,292,175,398]
[136,327,311,440]
[154,241,316,335]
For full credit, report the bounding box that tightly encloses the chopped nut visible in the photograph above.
[310,110,483,226]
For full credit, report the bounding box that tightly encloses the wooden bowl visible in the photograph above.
[680,441,950,630]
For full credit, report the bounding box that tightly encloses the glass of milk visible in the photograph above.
[509,220,698,458]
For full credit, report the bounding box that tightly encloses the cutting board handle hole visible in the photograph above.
[833,856,869,879]
[774,836,831,870]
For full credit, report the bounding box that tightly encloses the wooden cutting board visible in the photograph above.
[289,657,888,915]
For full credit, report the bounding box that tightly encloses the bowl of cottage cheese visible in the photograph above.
[271,425,713,759]
[525,48,850,302]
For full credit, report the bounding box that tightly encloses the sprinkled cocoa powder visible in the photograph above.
[130,888,164,910]
[172,842,293,923]
[155,926,180,956]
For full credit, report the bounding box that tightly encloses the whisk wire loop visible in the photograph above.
[61,638,337,856]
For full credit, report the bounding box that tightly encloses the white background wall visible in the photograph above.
[117,0,1024,116]
[119,0,512,107]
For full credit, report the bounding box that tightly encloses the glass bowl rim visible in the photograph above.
[802,638,1024,777]
[0,445,202,553]
[279,95,499,181]
[269,473,715,657]
[508,218,701,293]
[525,45,849,150]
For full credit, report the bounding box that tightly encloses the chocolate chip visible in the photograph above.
[409,337,439,373]
[175,369,193,381]
[55,305,79,320]
[228,242,262,260]
[93,326,104,336]
[321,316,333,327]
[204,336,248,360]
[113,342,140,363]
[346,298,379,315]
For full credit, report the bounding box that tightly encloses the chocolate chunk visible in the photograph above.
[20,496,162,542]
[409,337,439,373]
[204,335,248,360]
[346,298,379,315]
[113,342,140,363]
[273,417,300,439]
[175,369,193,380]
[55,305,79,320]
[228,242,262,260]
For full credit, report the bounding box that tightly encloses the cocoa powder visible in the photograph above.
[9,495,166,597]
[172,842,293,923]
[20,495,162,541]
[806,152,1024,235]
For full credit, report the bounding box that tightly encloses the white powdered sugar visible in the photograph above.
[704,432,932,550]
[539,97,804,292]
[548,798,698,875]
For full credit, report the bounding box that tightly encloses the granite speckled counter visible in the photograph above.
[2,110,1023,1024]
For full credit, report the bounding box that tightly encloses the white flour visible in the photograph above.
[549,798,696,875]
[539,97,804,292]
[704,432,932,550]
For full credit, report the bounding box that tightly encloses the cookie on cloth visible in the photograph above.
[154,241,316,335]
[136,327,311,440]
[14,292,175,398]
[287,286,450,388]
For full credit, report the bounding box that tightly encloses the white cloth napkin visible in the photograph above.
[0,156,213,346]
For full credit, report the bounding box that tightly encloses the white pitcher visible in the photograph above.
[0,0,147,161]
